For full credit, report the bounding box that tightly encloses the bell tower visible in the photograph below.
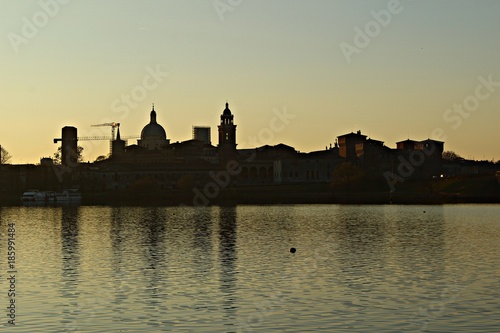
[218,102,237,162]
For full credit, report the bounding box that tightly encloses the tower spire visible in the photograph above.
[218,101,237,163]
[150,104,157,123]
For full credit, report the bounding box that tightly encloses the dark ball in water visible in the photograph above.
[290,247,296,254]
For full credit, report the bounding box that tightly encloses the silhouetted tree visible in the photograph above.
[177,174,194,191]
[331,161,365,195]
[53,146,84,164]
[442,151,463,161]
[0,146,12,164]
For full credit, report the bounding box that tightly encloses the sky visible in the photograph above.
[1,0,499,164]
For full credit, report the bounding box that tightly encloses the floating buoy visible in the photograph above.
[290,247,296,254]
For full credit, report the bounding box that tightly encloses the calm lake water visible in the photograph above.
[0,204,499,332]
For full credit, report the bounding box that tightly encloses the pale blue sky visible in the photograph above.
[1,0,499,163]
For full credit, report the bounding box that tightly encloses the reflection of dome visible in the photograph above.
[141,108,166,140]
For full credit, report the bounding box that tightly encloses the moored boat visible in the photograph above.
[55,189,82,202]
[21,189,81,204]
[21,189,41,201]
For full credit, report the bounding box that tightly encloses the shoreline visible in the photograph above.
[3,174,499,207]
[4,191,499,207]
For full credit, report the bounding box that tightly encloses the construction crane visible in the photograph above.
[91,122,120,141]
[54,134,140,155]
[54,135,140,143]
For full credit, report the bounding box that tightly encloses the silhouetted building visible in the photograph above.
[138,105,170,150]
[111,128,126,158]
[336,131,444,180]
[39,102,449,196]
[193,126,211,145]
[274,147,342,184]
[396,139,419,150]
[218,102,237,164]
[61,126,78,167]
[338,131,367,159]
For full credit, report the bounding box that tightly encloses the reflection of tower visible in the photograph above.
[141,208,167,269]
[218,206,238,319]
[61,206,80,275]
[192,208,214,277]
[62,126,78,166]
[60,206,81,324]
[140,208,169,324]
[218,102,237,163]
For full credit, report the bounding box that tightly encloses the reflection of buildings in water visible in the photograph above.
[61,206,80,281]
[110,207,125,252]
[192,207,214,276]
[109,207,169,325]
[142,208,167,269]
[218,206,238,320]
[109,206,130,307]
[139,207,168,302]
[59,206,82,326]
[142,208,169,328]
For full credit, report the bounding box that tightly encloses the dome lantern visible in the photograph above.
[138,104,170,149]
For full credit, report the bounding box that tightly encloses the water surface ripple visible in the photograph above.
[0,204,498,332]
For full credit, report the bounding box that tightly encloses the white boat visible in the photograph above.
[21,189,41,201]
[55,189,82,202]
[38,191,57,202]
[21,190,57,202]
[21,189,81,203]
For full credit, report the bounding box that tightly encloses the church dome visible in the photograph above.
[141,107,166,140]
